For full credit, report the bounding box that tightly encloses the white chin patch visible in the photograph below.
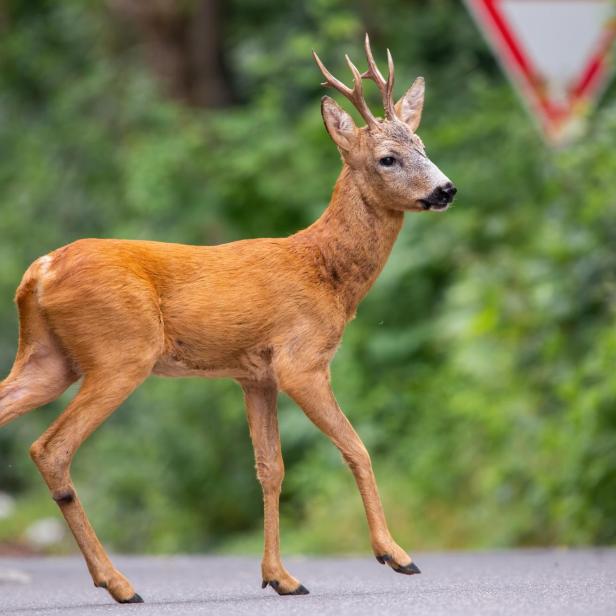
[429,203,450,212]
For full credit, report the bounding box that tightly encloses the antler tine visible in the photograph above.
[363,33,385,83]
[386,48,395,107]
[344,54,377,124]
[362,33,396,120]
[312,49,377,126]
[313,50,352,96]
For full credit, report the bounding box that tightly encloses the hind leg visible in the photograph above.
[0,344,76,428]
[29,360,153,604]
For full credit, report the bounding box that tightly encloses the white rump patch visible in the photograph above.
[38,255,53,274]
[36,255,54,298]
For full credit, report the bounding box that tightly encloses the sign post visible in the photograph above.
[464,0,616,145]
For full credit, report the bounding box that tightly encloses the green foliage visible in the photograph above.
[1,0,615,553]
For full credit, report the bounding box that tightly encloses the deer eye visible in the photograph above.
[379,156,396,167]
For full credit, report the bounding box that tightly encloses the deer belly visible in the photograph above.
[152,342,275,382]
[152,356,246,379]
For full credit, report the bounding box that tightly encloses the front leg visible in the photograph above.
[282,370,420,575]
[241,381,309,596]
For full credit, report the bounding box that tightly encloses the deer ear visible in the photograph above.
[321,96,358,151]
[395,76,424,132]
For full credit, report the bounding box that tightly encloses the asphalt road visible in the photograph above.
[1,550,615,616]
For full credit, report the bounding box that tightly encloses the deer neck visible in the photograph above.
[295,164,404,318]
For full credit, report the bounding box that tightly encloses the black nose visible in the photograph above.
[437,182,457,203]
[420,182,457,210]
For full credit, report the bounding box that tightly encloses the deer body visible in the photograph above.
[20,165,400,386]
[0,36,455,604]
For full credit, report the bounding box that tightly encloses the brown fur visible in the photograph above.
[0,38,454,603]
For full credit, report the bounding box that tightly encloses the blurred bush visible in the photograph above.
[0,0,615,553]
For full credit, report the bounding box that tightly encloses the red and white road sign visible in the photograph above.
[464,0,616,145]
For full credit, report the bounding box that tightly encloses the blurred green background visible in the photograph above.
[1,0,615,556]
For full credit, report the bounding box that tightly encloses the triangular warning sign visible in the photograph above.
[464,0,616,145]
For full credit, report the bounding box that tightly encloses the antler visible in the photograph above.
[362,33,396,121]
[312,49,377,127]
[312,34,397,126]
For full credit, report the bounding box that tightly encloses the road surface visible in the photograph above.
[1,549,615,615]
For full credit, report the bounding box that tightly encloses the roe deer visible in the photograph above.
[0,34,456,603]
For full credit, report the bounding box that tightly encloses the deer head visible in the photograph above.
[313,34,456,212]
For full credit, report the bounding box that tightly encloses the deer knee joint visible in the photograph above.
[344,444,372,476]
[256,458,284,491]
[52,487,76,504]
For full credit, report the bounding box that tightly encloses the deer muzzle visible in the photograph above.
[420,182,457,211]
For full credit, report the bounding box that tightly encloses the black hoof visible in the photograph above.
[376,554,391,565]
[264,579,279,591]
[262,580,310,595]
[119,593,144,604]
[285,584,310,595]
[393,561,421,575]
